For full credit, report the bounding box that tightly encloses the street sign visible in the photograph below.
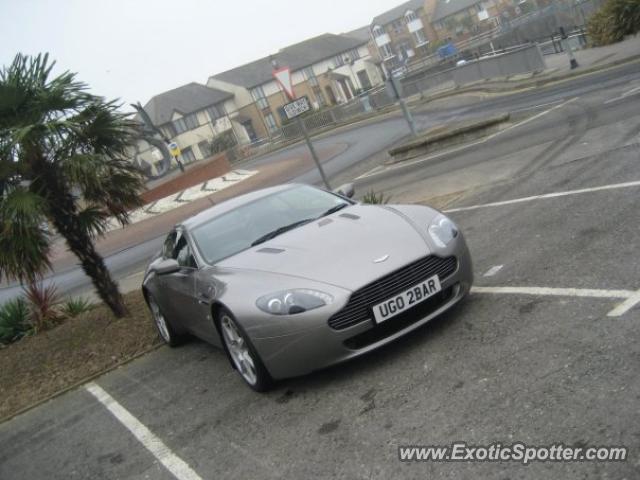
[272,66,295,100]
[168,142,181,157]
[283,96,311,120]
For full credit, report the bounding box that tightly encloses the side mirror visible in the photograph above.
[334,183,355,199]
[154,258,180,275]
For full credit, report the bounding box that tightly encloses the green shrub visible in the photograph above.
[588,0,640,46]
[362,190,391,204]
[62,297,94,318]
[0,298,31,345]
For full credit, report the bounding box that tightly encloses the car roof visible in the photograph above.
[179,183,302,230]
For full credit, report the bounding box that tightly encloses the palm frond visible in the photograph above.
[0,186,51,282]
[76,206,110,239]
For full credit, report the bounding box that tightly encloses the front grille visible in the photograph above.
[343,286,455,350]
[328,255,457,330]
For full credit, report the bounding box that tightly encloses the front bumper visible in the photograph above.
[251,240,473,380]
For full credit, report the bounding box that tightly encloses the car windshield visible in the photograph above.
[190,185,350,264]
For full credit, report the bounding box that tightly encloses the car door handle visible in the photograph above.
[197,294,210,305]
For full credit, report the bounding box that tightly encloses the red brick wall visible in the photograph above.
[141,153,231,204]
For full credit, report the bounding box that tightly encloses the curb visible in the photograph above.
[0,342,164,425]
[388,113,510,160]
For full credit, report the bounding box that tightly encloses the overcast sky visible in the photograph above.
[1,0,402,108]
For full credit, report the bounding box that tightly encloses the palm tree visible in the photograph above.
[0,53,145,317]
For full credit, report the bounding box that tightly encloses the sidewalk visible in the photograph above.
[415,35,640,103]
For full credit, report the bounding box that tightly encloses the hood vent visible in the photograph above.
[256,247,285,254]
[339,213,360,220]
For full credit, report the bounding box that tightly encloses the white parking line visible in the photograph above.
[444,180,640,213]
[607,289,640,317]
[472,286,640,317]
[472,286,634,299]
[86,382,203,480]
[483,265,503,277]
[604,86,640,105]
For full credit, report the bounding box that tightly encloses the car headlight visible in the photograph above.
[428,214,459,248]
[256,289,333,315]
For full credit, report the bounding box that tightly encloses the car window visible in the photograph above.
[173,234,197,269]
[191,185,350,264]
[162,231,177,259]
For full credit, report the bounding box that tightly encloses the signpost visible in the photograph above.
[283,96,311,120]
[168,141,184,172]
[273,67,330,189]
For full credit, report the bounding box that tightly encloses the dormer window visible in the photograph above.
[372,25,385,37]
[405,10,418,22]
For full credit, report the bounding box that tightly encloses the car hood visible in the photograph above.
[216,204,432,291]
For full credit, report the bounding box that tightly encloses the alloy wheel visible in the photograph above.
[220,314,258,386]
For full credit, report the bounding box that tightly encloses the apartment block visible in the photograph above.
[428,0,508,42]
[370,0,437,71]
[133,83,249,174]
[207,33,383,136]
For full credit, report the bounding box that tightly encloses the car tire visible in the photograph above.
[147,293,186,347]
[217,307,273,392]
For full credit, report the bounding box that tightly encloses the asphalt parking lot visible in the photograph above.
[2,80,640,479]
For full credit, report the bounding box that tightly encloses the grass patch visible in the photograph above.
[0,290,162,421]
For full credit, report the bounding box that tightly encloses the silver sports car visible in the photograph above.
[142,183,473,391]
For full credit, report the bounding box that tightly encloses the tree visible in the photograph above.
[0,53,145,317]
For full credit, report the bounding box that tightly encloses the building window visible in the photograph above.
[172,117,188,134]
[405,10,418,22]
[263,112,278,132]
[251,86,269,110]
[181,146,196,163]
[334,55,345,67]
[372,25,385,37]
[184,113,199,130]
[303,67,319,87]
[206,104,225,122]
[434,21,444,30]
[412,29,428,45]
[161,124,177,138]
[198,140,211,158]
[379,43,394,59]
[349,48,360,61]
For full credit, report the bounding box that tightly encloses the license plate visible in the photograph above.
[372,275,442,324]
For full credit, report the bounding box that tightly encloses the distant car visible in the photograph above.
[456,59,468,66]
[142,184,473,390]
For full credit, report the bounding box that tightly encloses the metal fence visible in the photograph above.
[227,88,396,163]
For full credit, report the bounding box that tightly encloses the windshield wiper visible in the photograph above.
[318,203,349,218]
[251,218,315,246]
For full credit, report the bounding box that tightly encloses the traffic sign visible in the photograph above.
[168,142,181,157]
[283,96,311,120]
[272,66,295,100]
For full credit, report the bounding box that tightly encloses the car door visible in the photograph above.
[161,230,206,335]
